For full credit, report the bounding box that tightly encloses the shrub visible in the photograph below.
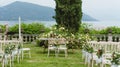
[9,22,50,34]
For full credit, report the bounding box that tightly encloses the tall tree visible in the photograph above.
[54,0,82,33]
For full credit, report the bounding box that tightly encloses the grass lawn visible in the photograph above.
[16,43,85,67]
[0,43,110,67]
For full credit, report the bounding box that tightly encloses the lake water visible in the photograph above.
[84,21,120,30]
[0,21,120,29]
[0,21,56,27]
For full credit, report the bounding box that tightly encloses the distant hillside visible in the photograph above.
[0,1,97,21]
[82,13,97,21]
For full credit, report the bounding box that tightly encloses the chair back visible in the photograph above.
[57,38,66,45]
[48,38,57,48]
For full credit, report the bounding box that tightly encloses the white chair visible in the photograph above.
[57,38,67,57]
[102,42,120,67]
[47,38,57,57]
[11,41,22,63]
[5,40,22,63]
[9,39,23,61]
[17,38,31,59]
[21,48,31,59]
[6,38,30,60]
[1,44,12,67]
[0,47,4,67]
[2,41,23,67]
[102,53,112,67]
[88,41,120,67]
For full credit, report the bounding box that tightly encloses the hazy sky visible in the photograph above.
[82,0,120,21]
[0,0,120,21]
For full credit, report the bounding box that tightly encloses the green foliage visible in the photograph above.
[4,45,15,54]
[77,34,92,49]
[6,22,120,35]
[99,26,120,34]
[9,22,50,34]
[79,23,91,34]
[22,23,45,34]
[18,44,22,49]
[2,22,120,35]
[83,44,94,53]
[54,0,82,33]
[40,25,92,49]
[0,25,6,33]
[79,23,100,34]
[9,24,19,33]
[111,52,120,65]
[79,23,120,34]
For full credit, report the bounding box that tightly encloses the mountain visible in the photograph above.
[0,1,54,21]
[82,13,97,21]
[0,1,97,21]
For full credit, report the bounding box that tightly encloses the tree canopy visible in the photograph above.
[54,0,82,33]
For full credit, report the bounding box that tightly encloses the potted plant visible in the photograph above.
[97,49,104,58]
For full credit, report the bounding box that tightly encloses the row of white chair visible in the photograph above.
[82,41,120,67]
[0,40,31,67]
[88,41,120,53]
[0,40,21,67]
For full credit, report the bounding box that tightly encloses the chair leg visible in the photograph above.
[22,50,24,60]
[29,50,31,58]
[85,55,87,64]
[10,57,12,67]
[17,53,21,63]
[17,55,19,63]
[65,49,67,57]
[100,63,103,67]
[55,49,57,57]
[88,62,90,67]
[92,60,94,67]
[47,49,49,57]
[2,58,5,67]
[82,54,84,60]
[105,64,106,67]
[11,56,14,67]
[58,49,59,57]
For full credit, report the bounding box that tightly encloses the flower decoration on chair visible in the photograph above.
[111,52,120,65]
[96,48,104,58]
[4,45,15,54]
[0,55,2,58]
[18,44,22,49]
[88,47,94,53]
[83,44,94,53]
